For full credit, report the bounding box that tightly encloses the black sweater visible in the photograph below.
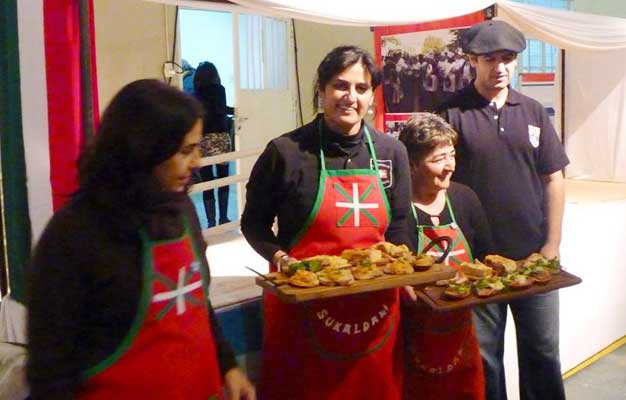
[241,115,412,261]
[26,194,236,399]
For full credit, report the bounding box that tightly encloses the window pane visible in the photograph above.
[239,14,263,89]
[263,18,288,90]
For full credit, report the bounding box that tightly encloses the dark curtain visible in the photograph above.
[0,0,32,303]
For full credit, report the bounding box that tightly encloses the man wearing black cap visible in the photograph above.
[438,20,569,400]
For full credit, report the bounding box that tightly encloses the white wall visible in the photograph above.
[293,20,375,124]
[94,0,179,112]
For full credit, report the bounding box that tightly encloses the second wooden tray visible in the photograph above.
[414,269,582,312]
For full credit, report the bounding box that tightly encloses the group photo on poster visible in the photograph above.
[381,27,474,114]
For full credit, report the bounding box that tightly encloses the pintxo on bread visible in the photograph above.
[441,252,563,301]
[484,254,517,275]
[264,241,439,289]
[460,261,494,280]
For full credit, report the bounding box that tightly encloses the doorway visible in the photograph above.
[179,9,237,229]
[179,7,298,232]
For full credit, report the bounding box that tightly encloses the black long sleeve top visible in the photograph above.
[241,115,413,262]
[195,83,234,133]
[26,194,236,399]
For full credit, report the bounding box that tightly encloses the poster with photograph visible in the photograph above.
[372,11,486,133]
[381,27,473,114]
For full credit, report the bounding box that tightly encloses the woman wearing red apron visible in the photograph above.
[241,46,412,399]
[398,113,493,400]
[27,80,255,400]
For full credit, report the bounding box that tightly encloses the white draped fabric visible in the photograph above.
[563,50,626,182]
[146,0,626,182]
[148,0,496,25]
[165,0,626,48]
[496,1,626,51]
[228,0,495,26]
[0,296,27,344]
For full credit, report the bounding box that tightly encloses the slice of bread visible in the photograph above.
[484,254,517,274]
[340,248,383,264]
[373,241,410,258]
[461,261,494,279]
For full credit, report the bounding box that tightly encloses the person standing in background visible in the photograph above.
[194,61,234,228]
[438,20,569,400]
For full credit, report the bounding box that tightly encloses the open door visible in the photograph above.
[180,8,298,229]
[233,13,299,204]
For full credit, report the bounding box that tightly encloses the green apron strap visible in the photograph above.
[363,126,380,173]
[445,195,459,225]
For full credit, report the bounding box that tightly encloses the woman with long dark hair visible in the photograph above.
[27,79,255,399]
[194,61,234,227]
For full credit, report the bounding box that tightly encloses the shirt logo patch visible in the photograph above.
[371,159,393,188]
[528,125,541,148]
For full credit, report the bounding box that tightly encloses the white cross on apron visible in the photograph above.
[152,266,203,315]
[335,182,380,227]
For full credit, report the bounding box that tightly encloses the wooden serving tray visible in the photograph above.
[256,263,456,303]
[414,269,582,312]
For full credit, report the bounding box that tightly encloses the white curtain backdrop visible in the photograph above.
[563,50,626,182]
[146,0,626,182]
[496,1,626,51]
[228,0,495,26]
[148,0,496,25]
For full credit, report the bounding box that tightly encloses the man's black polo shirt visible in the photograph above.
[439,84,569,259]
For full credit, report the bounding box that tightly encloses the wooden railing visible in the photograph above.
[189,147,264,237]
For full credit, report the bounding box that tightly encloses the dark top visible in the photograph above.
[407,182,494,261]
[26,194,236,399]
[438,83,569,259]
[195,83,234,133]
[241,115,412,261]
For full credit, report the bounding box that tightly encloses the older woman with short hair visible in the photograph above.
[399,112,493,400]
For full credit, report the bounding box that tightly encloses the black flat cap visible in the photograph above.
[461,20,526,55]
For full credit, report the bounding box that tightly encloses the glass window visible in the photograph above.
[239,15,289,90]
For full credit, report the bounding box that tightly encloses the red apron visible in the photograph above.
[402,197,484,400]
[260,124,402,400]
[79,219,223,400]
